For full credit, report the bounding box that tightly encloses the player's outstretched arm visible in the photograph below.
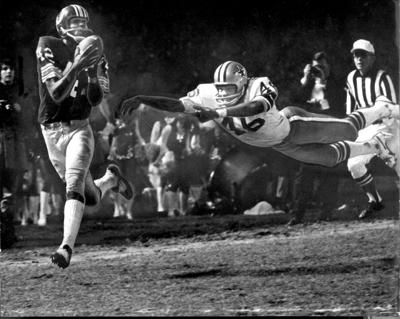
[221,100,265,117]
[193,100,265,123]
[120,95,187,118]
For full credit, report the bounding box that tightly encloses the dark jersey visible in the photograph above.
[36,36,93,124]
[0,82,20,128]
[167,126,189,161]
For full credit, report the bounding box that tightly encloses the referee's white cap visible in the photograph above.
[351,39,375,54]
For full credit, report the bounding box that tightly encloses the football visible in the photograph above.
[75,35,104,64]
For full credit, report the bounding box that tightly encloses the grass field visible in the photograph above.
[1,208,399,316]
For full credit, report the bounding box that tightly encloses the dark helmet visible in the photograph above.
[56,4,93,43]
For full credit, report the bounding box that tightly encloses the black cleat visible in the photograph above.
[108,164,133,200]
[51,245,72,269]
[358,201,384,219]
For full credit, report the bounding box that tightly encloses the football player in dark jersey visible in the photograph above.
[36,4,132,269]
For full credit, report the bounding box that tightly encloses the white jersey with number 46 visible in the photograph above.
[180,77,290,147]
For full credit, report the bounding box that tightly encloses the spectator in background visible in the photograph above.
[146,116,174,215]
[0,58,28,224]
[161,115,199,216]
[345,39,397,219]
[108,115,150,219]
[297,51,345,117]
[289,51,346,224]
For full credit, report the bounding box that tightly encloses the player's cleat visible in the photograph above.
[375,95,399,119]
[358,201,384,219]
[107,164,133,200]
[51,244,72,269]
[370,131,396,165]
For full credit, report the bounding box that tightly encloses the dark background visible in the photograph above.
[0,0,398,110]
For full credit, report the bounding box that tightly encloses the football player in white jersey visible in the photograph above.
[121,61,399,168]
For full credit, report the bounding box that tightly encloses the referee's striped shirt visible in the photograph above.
[345,67,397,114]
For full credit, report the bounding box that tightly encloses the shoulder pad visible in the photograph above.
[36,36,63,63]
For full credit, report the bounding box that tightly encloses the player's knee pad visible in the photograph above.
[65,174,86,204]
[347,157,369,178]
[66,190,85,203]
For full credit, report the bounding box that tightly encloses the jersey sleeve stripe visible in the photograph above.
[264,95,274,110]
[98,76,110,93]
[252,95,271,112]
[41,64,62,82]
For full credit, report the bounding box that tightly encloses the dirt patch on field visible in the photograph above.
[1,213,399,316]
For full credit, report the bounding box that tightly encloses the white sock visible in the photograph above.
[156,186,165,212]
[358,102,395,126]
[39,191,50,222]
[60,199,85,251]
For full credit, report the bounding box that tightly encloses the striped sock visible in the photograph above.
[346,111,366,131]
[330,141,351,164]
[354,172,382,203]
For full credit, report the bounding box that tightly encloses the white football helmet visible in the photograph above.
[214,61,248,106]
[56,4,93,43]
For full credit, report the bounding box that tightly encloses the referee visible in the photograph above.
[345,39,397,219]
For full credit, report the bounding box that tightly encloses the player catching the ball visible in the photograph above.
[36,4,133,269]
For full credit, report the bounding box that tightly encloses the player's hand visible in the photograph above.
[74,44,100,72]
[181,99,203,113]
[193,105,220,123]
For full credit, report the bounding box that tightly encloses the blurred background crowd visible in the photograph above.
[0,0,398,246]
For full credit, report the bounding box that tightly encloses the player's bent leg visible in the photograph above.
[350,96,400,129]
[84,171,101,206]
[281,106,358,144]
[94,164,133,200]
[273,142,344,167]
[273,131,391,168]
